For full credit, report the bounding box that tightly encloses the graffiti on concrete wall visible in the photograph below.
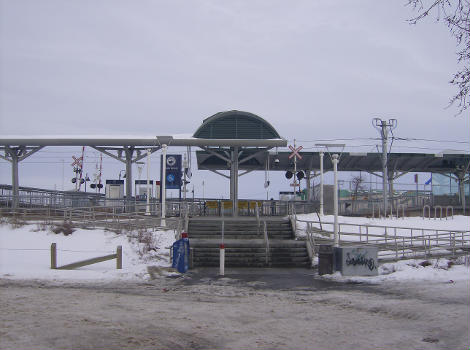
[345,252,376,271]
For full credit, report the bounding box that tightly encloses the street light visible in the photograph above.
[315,143,345,247]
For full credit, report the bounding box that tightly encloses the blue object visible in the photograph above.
[172,237,190,273]
[161,154,182,190]
[425,177,432,185]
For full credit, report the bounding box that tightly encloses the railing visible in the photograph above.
[1,188,318,217]
[0,205,181,233]
[422,205,454,220]
[295,218,470,262]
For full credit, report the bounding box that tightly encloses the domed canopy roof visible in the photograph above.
[193,110,281,139]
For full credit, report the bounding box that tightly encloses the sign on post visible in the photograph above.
[161,154,182,190]
[288,145,303,160]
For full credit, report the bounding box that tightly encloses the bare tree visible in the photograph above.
[407,0,470,114]
[351,174,365,212]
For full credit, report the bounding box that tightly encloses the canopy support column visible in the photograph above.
[2,146,44,209]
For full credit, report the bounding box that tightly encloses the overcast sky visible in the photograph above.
[0,0,468,198]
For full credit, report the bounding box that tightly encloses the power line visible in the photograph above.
[394,137,470,144]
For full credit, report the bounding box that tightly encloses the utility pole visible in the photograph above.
[372,118,397,216]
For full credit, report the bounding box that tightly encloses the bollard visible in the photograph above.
[116,245,122,269]
[51,243,57,269]
[219,243,225,276]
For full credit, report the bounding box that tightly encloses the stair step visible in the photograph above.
[188,218,307,268]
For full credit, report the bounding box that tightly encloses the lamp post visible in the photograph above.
[161,144,167,226]
[146,149,151,216]
[332,154,339,247]
[315,143,345,247]
[319,151,324,216]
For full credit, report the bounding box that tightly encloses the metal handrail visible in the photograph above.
[294,217,470,261]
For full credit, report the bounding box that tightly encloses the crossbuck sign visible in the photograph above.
[71,155,83,167]
[288,145,303,160]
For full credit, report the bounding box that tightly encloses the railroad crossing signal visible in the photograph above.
[288,145,303,160]
[71,155,83,167]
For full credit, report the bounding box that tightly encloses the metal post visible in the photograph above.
[333,154,339,247]
[381,124,389,215]
[124,147,133,212]
[231,146,239,216]
[320,151,324,216]
[458,175,466,215]
[220,206,225,276]
[161,144,167,226]
[306,170,311,202]
[146,149,151,215]
[183,153,188,201]
[11,151,19,209]
[293,139,298,198]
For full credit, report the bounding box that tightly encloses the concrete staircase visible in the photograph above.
[188,217,310,268]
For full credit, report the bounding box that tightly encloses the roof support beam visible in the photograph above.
[201,167,230,180]
[2,146,44,209]
[92,146,161,211]
[200,146,231,164]
[239,147,272,165]
[239,170,254,177]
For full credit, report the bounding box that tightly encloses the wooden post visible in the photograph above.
[51,243,57,269]
[116,245,122,269]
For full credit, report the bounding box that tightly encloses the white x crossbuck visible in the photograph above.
[288,145,303,160]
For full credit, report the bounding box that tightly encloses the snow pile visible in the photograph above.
[0,221,176,282]
[295,214,470,239]
[322,257,470,284]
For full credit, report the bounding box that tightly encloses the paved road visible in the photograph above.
[1,271,468,350]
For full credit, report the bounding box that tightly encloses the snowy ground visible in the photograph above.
[1,215,469,283]
[1,216,469,349]
[296,213,470,238]
[0,220,176,281]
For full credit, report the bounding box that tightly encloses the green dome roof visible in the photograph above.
[193,110,281,139]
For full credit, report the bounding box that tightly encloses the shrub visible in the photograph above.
[419,260,432,267]
[51,221,75,236]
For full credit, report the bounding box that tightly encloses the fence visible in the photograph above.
[296,218,470,262]
[50,243,122,270]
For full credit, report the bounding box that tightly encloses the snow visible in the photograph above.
[296,214,470,241]
[1,215,469,284]
[298,214,470,283]
[322,257,470,284]
[296,213,469,232]
[0,222,176,282]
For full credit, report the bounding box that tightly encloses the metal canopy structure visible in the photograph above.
[196,149,470,209]
[196,150,470,173]
[192,110,285,215]
[0,110,287,213]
